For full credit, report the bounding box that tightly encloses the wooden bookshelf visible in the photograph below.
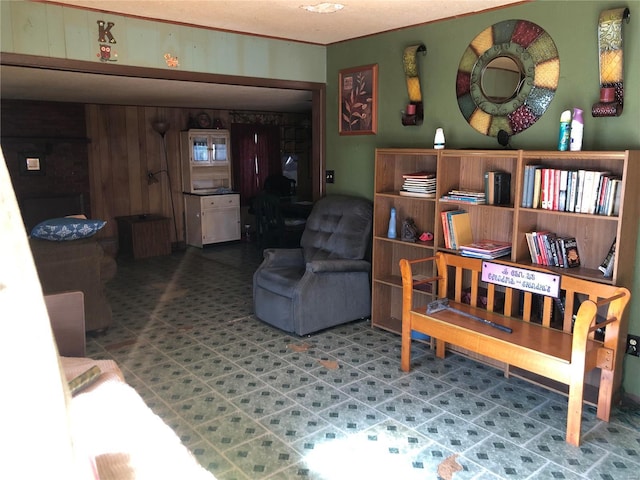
[371,149,639,335]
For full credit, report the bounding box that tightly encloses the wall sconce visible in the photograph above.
[401,43,426,126]
[592,7,630,117]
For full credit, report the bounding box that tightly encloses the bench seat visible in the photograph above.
[400,252,631,446]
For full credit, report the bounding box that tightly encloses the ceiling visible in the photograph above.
[1,0,524,112]
[41,0,524,45]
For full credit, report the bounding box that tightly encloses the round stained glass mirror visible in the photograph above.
[456,19,559,137]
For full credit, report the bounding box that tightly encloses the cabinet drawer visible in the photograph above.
[201,194,239,209]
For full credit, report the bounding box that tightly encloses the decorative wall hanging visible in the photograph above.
[164,53,180,68]
[96,20,118,62]
[401,44,426,126]
[592,7,630,117]
[339,64,378,135]
[456,19,559,137]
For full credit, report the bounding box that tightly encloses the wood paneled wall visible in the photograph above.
[85,105,313,244]
[85,104,193,243]
[2,100,312,245]
[1,100,91,216]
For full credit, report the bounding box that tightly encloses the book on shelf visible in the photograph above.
[574,169,587,213]
[524,166,618,216]
[604,177,621,216]
[402,171,436,179]
[558,169,568,211]
[450,211,473,250]
[535,232,552,266]
[524,232,538,263]
[484,171,511,205]
[532,168,543,209]
[598,238,616,276]
[448,190,485,197]
[399,190,436,198]
[440,189,486,204]
[401,171,436,197]
[521,166,530,208]
[611,180,622,217]
[521,165,541,208]
[460,250,510,259]
[459,239,511,259]
[555,237,567,268]
[566,170,578,212]
[543,232,559,266]
[440,211,455,249]
[583,170,609,214]
[540,168,552,210]
[563,237,580,268]
[524,231,580,268]
[532,231,549,265]
[440,210,467,249]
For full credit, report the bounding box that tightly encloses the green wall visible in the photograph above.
[0,0,326,82]
[326,0,640,399]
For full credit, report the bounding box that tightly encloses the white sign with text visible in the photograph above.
[481,262,560,298]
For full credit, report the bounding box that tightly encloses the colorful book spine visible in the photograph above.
[532,168,543,209]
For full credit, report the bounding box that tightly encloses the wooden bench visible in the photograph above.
[400,252,631,446]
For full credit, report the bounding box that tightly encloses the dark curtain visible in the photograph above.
[231,123,281,205]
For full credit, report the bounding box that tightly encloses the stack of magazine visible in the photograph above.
[400,171,436,197]
[440,189,486,204]
[460,239,512,259]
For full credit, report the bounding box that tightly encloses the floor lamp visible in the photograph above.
[150,120,181,250]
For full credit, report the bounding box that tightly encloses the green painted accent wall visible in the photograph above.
[326,0,640,398]
[0,0,326,82]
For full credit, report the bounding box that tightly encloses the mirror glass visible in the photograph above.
[456,19,559,137]
[481,56,524,103]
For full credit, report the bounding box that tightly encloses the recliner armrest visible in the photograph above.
[306,259,371,273]
[262,248,304,267]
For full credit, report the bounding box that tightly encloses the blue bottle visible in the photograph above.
[557,110,571,151]
[387,207,397,239]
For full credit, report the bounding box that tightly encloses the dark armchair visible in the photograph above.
[253,195,373,335]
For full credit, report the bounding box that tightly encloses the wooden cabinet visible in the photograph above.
[371,149,639,335]
[180,129,240,247]
[181,129,232,194]
[184,194,241,247]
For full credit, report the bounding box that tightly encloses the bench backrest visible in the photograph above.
[434,252,630,346]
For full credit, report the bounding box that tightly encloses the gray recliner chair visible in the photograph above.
[253,195,373,335]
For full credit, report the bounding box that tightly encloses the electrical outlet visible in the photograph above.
[326,170,335,183]
[627,334,640,357]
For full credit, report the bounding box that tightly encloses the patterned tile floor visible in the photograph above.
[88,242,640,479]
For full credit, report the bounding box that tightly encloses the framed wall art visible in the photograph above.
[339,64,378,135]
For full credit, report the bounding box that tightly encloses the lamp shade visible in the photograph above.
[152,121,170,136]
